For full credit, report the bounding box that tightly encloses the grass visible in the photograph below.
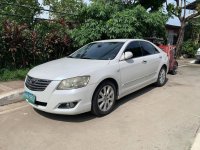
[0,68,29,81]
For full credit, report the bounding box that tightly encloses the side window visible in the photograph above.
[140,41,159,56]
[125,41,143,58]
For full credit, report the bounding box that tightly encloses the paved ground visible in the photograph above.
[0,81,24,95]
[0,64,200,150]
[0,81,24,106]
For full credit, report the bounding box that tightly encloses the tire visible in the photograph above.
[156,67,167,87]
[91,81,117,117]
[195,60,200,64]
[171,62,178,75]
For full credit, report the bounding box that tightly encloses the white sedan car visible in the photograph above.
[23,39,169,116]
[196,48,200,61]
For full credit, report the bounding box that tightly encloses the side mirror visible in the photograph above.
[120,51,133,61]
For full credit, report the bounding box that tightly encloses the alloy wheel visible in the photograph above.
[97,85,115,112]
[159,68,166,85]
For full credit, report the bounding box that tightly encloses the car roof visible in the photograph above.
[94,39,150,43]
[95,39,129,43]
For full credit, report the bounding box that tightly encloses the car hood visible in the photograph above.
[28,58,110,80]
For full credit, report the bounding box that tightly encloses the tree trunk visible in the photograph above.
[176,21,186,57]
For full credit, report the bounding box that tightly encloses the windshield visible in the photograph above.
[69,42,124,60]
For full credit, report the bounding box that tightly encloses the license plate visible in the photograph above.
[23,91,36,104]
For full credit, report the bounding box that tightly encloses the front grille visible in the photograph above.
[25,76,52,91]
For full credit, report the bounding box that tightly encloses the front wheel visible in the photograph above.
[156,67,167,87]
[91,81,117,117]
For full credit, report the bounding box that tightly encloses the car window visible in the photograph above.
[140,41,159,56]
[69,42,124,60]
[125,41,143,58]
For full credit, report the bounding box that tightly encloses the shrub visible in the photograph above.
[0,68,29,81]
[182,40,199,58]
[0,4,168,72]
[0,20,72,69]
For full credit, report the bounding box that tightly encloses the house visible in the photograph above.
[166,24,180,45]
[166,1,200,45]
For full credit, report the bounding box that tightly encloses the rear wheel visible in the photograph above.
[91,81,117,117]
[171,62,178,75]
[156,67,167,87]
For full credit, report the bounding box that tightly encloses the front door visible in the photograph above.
[119,41,148,95]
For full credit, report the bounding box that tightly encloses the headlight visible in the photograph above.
[57,76,90,90]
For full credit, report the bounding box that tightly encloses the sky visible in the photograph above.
[38,0,195,26]
[167,0,195,26]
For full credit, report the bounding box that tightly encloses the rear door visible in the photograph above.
[139,41,162,80]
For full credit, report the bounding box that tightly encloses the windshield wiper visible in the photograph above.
[81,57,93,59]
[67,56,74,58]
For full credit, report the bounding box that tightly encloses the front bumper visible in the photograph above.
[24,80,96,115]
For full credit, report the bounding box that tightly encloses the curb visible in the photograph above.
[0,88,24,106]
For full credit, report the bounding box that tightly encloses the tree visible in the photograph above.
[167,0,200,56]
[138,0,166,11]
[185,17,200,44]
[0,0,41,25]
[43,0,86,21]
[106,6,167,38]
[91,0,165,11]
[70,5,168,46]
[182,17,200,57]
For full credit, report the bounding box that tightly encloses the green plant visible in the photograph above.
[70,5,168,47]
[106,6,167,39]
[185,17,200,44]
[182,40,199,58]
[1,20,28,69]
[0,0,169,74]
[0,68,29,81]
[0,20,72,69]
[166,0,200,57]
[0,0,41,25]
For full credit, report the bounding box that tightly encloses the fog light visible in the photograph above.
[58,102,78,109]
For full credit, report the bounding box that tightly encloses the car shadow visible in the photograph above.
[194,60,200,64]
[34,80,168,123]
[114,84,156,111]
[34,108,97,122]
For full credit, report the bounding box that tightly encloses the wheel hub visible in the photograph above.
[97,85,114,112]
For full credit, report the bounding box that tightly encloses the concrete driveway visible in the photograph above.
[0,64,200,150]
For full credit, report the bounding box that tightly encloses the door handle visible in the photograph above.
[159,56,162,59]
[142,60,147,64]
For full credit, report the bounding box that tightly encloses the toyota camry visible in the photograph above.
[23,39,169,116]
